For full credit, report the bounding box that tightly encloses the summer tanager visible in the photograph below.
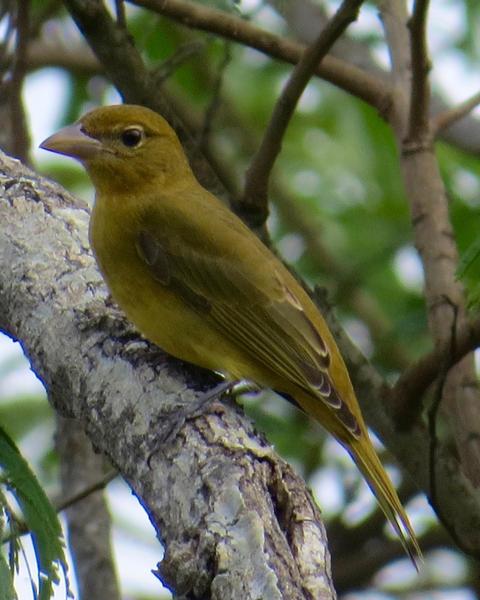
[41,104,421,563]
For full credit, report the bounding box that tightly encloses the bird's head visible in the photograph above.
[40,104,193,193]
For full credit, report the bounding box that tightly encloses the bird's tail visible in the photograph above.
[348,436,422,569]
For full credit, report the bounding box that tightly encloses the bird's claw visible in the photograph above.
[147,380,236,467]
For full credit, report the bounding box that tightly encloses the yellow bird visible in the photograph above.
[41,104,421,564]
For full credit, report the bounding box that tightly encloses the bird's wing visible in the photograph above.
[136,225,360,437]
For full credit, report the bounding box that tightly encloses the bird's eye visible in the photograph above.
[121,127,143,148]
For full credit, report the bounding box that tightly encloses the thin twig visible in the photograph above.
[64,0,229,195]
[427,301,457,512]
[9,0,30,163]
[151,39,205,86]
[115,0,127,28]
[56,469,118,513]
[197,42,231,150]
[391,315,480,429]
[432,90,480,136]
[25,38,101,74]
[0,3,15,70]
[407,0,431,142]
[241,0,365,225]
[334,525,449,593]
[129,0,389,111]
[1,470,118,543]
[28,0,63,39]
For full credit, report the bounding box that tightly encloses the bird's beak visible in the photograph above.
[40,123,101,160]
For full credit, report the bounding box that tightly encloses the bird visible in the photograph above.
[40,104,421,564]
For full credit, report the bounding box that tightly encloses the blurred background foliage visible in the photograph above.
[2,0,480,598]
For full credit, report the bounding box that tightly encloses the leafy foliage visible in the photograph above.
[0,427,69,600]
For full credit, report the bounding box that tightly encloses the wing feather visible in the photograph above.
[136,227,359,436]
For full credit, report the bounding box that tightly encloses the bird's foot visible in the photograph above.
[77,296,131,336]
[147,380,236,467]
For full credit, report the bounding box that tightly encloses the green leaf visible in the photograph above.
[0,427,70,600]
[0,548,16,600]
[457,237,480,279]
[0,501,16,600]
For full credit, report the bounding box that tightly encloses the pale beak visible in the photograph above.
[40,123,101,160]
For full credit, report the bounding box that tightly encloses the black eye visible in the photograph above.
[121,127,143,148]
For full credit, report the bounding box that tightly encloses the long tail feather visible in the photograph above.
[349,437,422,569]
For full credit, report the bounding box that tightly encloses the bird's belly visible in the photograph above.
[94,240,307,392]
[102,261,246,376]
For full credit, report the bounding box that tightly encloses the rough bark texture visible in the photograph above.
[0,151,335,599]
[400,149,480,485]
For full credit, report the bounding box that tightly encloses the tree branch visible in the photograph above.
[242,0,365,226]
[334,525,451,594]
[63,0,170,115]
[25,37,101,74]
[392,315,480,428]
[432,90,480,136]
[271,0,480,156]
[114,0,127,28]
[0,151,335,599]
[55,468,117,513]
[129,0,390,111]
[380,0,480,490]
[378,0,411,133]
[407,0,431,142]
[9,0,30,163]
